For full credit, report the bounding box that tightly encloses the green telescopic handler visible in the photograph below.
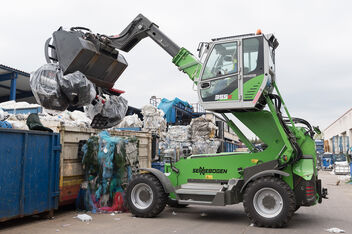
[45,14,328,227]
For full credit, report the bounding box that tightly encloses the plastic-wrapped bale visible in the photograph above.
[81,131,139,212]
[58,71,96,107]
[141,105,166,134]
[30,63,69,111]
[166,125,191,142]
[190,115,218,141]
[116,114,143,128]
[192,139,221,155]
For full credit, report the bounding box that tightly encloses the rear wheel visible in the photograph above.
[126,173,168,217]
[243,176,296,228]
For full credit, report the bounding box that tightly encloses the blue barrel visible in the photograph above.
[0,129,60,222]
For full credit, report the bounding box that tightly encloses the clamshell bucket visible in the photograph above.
[45,28,128,89]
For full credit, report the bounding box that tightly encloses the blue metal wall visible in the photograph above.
[0,129,60,221]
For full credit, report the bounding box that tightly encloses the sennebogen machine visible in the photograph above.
[44,14,327,227]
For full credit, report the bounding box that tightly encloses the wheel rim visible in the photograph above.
[253,187,283,218]
[131,183,154,210]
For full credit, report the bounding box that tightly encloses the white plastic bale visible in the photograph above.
[192,139,221,154]
[166,126,191,142]
[190,115,218,141]
[116,114,143,128]
[141,105,161,117]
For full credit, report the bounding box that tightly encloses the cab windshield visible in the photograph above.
[202,42,238,80]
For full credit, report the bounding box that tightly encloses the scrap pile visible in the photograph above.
[159,115,220,159]
[116,114,143,129]
[190,115,220,154]
[78,131,139,212]
[159,126,192,159]
[141,105,167,135]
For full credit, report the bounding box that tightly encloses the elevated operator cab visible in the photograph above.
[197,33,278,112]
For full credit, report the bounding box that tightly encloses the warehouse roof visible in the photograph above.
[0,64,35,103]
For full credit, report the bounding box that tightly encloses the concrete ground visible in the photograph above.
[1,171,351,234]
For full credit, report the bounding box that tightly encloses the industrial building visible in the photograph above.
[323,108,352,154]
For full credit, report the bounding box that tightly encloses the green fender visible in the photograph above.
[138,168,176,194]
[240,170,290,193]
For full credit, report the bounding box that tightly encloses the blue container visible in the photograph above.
[3,107,42,114]
[0,129,60,222]
[117,127,142,131]
[152,162,165,173]
[224,142,237,152]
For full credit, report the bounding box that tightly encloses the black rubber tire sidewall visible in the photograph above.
[126,173,167,217]
[243,176,296,228]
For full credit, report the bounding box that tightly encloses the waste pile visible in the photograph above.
[77,131,139,212]
[116,114,143,129]
[141,105,167,135]
[0,107,92,131]
[159,115,220,159]
[159,126,192,159]
[30,64,128,128]
[189,115,220,154]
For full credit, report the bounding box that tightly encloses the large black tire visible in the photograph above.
[167,198,189,208]
[126,173,168,218]
[243,176,296,228]
[294,204,301,212]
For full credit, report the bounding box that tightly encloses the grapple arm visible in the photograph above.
[109,14,181,57]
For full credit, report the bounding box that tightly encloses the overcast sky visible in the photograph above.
[1,0,351,133]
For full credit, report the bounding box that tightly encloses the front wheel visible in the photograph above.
[126,173,168,218]
[243,176,296,228]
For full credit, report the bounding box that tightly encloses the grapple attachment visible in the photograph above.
[45,27,128,89]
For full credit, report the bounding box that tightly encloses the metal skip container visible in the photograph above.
[0,129,60,222]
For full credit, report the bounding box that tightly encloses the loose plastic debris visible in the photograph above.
[158,115,220,158]
[326,227,345,233]
[58,71,96,107]
[30,63,69,111]
[85,96,128,128]
[200,212,207,217]
[0,121,12,129]
[75,214,92,222]
[101,96,128,127]
[0,108,4,121]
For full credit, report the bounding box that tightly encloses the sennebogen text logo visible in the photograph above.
[192,167,228,175]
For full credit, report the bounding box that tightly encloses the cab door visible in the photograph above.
[198,40,240,108]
